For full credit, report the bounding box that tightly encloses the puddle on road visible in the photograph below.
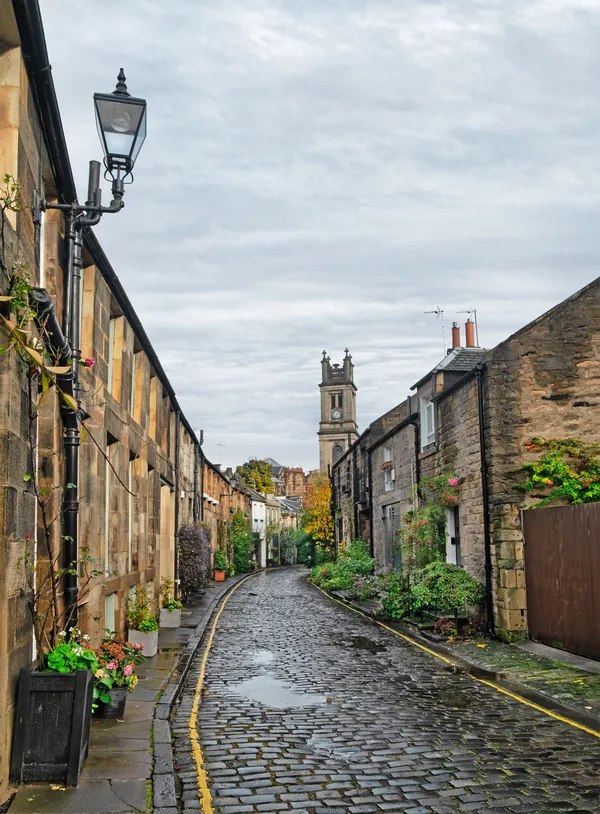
[228,674,327,708]
[351,636,386,654]
[251,650,275,665]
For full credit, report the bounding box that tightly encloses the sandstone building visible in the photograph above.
[0,1,248,799]
[332,295,600,642]
[318,349,359,471]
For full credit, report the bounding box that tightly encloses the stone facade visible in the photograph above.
[332,290,600,642]
[0,4,251,800]
[318,350,359,471]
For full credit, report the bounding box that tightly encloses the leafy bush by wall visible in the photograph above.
[179,526,211,601]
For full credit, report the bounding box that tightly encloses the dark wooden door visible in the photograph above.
[523,502,600,660]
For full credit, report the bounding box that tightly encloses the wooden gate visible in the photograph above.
[523,502,600,660]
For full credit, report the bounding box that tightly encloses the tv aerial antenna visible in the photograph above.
[424,306,446,354]
[458,308,479,347]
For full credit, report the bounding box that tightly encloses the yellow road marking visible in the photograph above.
[188,574,256,814]
[310,580,600,739]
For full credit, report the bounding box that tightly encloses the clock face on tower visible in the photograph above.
[331,409,342,421]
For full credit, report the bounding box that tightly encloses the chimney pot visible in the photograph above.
[451,322,461,349]
[465,319,475,348]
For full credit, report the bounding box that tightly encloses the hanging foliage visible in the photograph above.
[396,474,460,576]
[516,437,600,507]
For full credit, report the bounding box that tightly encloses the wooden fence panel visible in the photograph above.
[523,502,600,660]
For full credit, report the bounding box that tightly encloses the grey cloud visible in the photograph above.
[42,0,600,469]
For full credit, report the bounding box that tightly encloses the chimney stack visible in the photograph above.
[451,322,461,349]
[465,319,476,348]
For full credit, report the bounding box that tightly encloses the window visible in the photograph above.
[419,396,436,450]
[383,446,395,491]
[332,444,344,465]
[107,316,116,395]
[130,351,138,414]
[104,593,116,634]
[330,392,342,409]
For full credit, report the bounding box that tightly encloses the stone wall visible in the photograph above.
[370,423,417,569]
[485,279,600,639]
[436,376,485,581]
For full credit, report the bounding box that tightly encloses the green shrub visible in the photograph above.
[231,509,254,573]
[309,540,375,591]
[412,562,484,616]
[214,550,227,570]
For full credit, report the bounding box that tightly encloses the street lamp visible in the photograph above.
[94,69,147,196]
[34,70,147,625]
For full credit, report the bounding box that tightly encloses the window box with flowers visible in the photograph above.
[93,633,146,718]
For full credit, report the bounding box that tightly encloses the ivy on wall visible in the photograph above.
[516,437,600,507]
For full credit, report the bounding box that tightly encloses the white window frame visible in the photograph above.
[420,396,436,451]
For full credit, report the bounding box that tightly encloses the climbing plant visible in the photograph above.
[396,474,459,577]
[516,437,600,507]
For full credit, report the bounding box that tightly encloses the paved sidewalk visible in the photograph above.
[9,576,250,814]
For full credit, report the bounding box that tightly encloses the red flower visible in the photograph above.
[84,357,95,369]
[26,533,31,540]
[584,481,591,487]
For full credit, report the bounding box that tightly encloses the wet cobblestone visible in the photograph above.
[173,569,600,813]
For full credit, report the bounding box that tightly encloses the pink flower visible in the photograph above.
[84,357,95,369]
[133,642,144,651]
[95,669,105,678]
[106,661,117,671]
[448,477,458,487]
[425,539,431,545]
[424,520,429,525]
[123,664,133,677]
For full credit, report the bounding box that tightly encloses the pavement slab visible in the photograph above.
[173,568,600,814]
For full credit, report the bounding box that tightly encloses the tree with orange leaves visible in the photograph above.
[302,473,334,553]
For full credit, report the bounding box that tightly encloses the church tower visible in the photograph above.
[318,349,359,471]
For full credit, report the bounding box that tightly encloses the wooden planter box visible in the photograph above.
[10,668,94,786]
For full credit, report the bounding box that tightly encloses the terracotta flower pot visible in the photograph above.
[214,569,226,582]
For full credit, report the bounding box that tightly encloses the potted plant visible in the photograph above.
[126,584,159,657]
[159,577,183,628]
[214,550,227,582]
[94,633,145,718]
[10,628,96,785]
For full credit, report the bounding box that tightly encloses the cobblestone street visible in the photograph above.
[173,569,600,814]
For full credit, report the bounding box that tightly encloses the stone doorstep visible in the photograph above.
[322,588,600,735]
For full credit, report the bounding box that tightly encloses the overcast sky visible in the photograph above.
[43,0,600,472]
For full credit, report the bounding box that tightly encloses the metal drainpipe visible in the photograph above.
[199,442,205,522]
[367,451,374,558]
[30,289,78,624]
[174,410,181,597]
[476,366,495,636]
[193,442,199,524]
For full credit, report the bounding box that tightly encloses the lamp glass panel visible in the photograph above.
[95,97,144,159]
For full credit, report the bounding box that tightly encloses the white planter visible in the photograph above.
[159,608,181,629]
[128,628,158,658]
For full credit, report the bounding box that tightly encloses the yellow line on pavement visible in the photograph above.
[310,580,600,740]
[188,574,256,814]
